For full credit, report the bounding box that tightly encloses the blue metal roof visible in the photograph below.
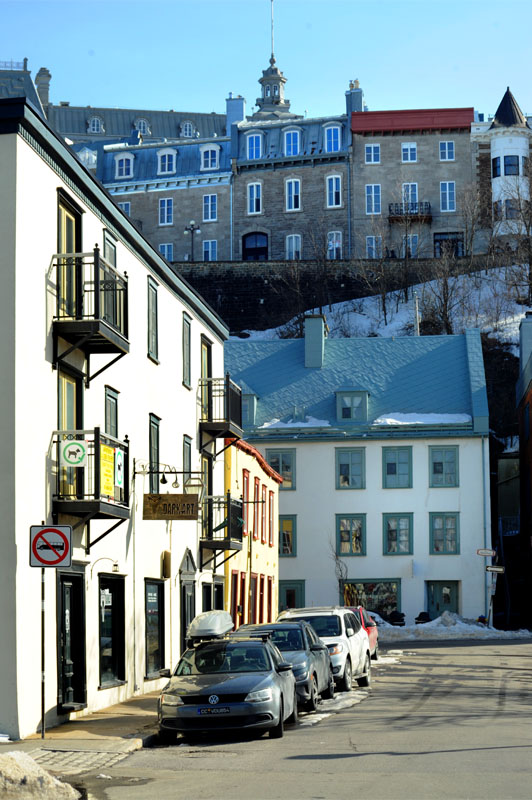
[233,115,349,162]
[225,331,489,437]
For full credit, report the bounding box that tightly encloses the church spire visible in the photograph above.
[252,0,300,120]
[270,0,275,66]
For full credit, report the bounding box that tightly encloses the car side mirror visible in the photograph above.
[310,643,325,652]
[367,621,376,628]
[277,662,293,672]
[159,668,171,678]
[346,627,355,637]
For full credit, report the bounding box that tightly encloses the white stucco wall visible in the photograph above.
[256,435,490,625]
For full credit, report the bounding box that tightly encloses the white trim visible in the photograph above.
[247,182,262,215]
[199,143,221,172]
[323,123,341,153]
[114,152,134,180]
[326,174,342,208]
[157,147,177,176]
[285,178,301,212]
[401,142,417,163]
[246,132,263,160]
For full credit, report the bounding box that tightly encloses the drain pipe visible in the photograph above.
[482,436,490,619]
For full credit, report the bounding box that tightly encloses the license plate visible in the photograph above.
[198,706,230,715]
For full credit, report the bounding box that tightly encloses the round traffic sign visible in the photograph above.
[31,527,71,566]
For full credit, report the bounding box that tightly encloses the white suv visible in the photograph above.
[277,607,371,692]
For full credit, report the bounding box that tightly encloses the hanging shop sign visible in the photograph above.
[143,493,199,521]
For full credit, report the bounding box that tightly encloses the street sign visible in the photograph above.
[477,548,496,557]
[59,440,88,467]
[30,526,72,568]
[486,565,505,574]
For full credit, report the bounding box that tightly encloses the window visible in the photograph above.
[183,435,192,484]
[365,144,380,164]
[159,243,173,261]
[342,580,400,619]
[504,155,519,176]
[505,199,519,220]
[434,232,464,257]
[203,240,217,261]
[201,147,219,170]
[203,194,217,221]
[247,134,261,160]
[280,516,296,556]
[366,235,382,259]
[336,391,368,422]
[284,130,300,156]
[336,448,365,489]
[149,414,160,493]
[115,155,133,179]
[430,447,458,487]
[182,313,191,387]
[327,231,342,259]
[402,142,417,162]
[242,469,249,536]
[430,513,459,554]
[327,175,342,208]
[286,179,301,211]
[103,230,117,267]
[157,149,175,175]
[286,234,301,260]
[253,478,260,540]
[242,394,257,426]
[336,515,366,556]
[268,491,274,547]
[99,576,125,686]
[266,449,295,489]
[88,116,103,134]
[366,184,381,214]
[383,514,413,555]
[440,141,455,161]
[402,182,418,206]
[181,121,194,137]
[105,387,118,438]
[136,118,150,135]
[492,157,501,178]
[325,126,340,152]
[261,485,267,543]
[159,197,173,225]
[383,447,412,489]
[147,277,158,361]
[402,234,419,257]
[248,183,262,214]
[117,201,130,216]
[440,181,456,212]
[145,581,164,677]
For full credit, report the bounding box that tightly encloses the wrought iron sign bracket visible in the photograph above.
[86,517,127,555]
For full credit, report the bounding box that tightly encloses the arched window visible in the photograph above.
[199,144,220,171]
[135,118,151,136]
[87,116,104,134]
[242,232,268,261]
[114,153,134,179]
[286,234,301,260]
[157,148,176,175]
[181,121,194,138]
[265,85,271,97]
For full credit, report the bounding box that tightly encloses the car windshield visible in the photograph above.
[298,615,341,637]
[269,629,304,651]
[176,642,270,675]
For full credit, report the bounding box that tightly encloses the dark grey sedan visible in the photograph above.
[235,622,334,711]
[158,637,297,741]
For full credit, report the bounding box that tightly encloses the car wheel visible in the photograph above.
[339,658,352,692]
[322,669,335,700]
[371,643,379,661]
[286,689,299,725]
[158,728,177,745]
[305,675,319,712]
[357,653,371,687]
[270,699,284,738]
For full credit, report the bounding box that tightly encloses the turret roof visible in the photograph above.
[490,87,530,129]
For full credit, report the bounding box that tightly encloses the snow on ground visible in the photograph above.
[376,611,531,642]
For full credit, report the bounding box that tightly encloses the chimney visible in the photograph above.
[226,93,246,130]
[35,67,51,110]
[345,78,364,116]
[304,315,327,368]
[519,312,532,372]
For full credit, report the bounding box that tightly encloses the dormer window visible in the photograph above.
[114,153,134,179]
[284,129,300,157]
[242,394,257,427]
[181,121,194,138]
[336,390,369,422]
[87,116,104,134]
[200,143,220,171]
[78,147,97,168]
[247,133,262,160]
[324,125,341,153]
[135,118,151,136]
[157,147,176,175]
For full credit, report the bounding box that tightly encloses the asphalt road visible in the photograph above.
[73,639,532,800]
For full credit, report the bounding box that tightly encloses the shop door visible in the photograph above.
[58,572,86,711]
[427,581,459,618]
[279,580,305,613]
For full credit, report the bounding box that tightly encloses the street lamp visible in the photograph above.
[183,219,201,262]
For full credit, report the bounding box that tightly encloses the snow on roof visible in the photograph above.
[259,416,331,429]
[373,412,472,426]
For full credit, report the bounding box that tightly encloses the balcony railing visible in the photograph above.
[199,493,243,567]
[52,427,130,518]
[52,246,129,342]
[198,375,243,446]
[388,201,432,220]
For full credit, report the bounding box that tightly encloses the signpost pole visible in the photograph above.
[41,566,45,739]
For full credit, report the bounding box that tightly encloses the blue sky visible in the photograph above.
[2,0,531,120]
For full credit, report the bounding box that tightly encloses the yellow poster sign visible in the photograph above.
[100,445,115,497]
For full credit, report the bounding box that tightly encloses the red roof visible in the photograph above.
[225,438,283,484]
[351,107,475,134]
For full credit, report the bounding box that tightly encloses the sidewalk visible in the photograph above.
[0,691,160,776]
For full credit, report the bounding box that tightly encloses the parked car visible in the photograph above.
[277,606,371,692]
[348,607,379,660]
[157,636,297,741]
[235,621,335,711]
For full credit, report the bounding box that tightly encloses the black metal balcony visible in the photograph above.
[388,201,432,223]
[52,427,130,521]
[52,246,129,383]
[198,374,243,450]
[199,493,243,569]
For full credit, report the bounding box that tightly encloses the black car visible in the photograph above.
[235,622,334,711]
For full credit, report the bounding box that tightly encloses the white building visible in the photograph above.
[225,315,491,625]
[0,97,242,740]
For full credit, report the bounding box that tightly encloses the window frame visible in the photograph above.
[366,184,381,215]
[429,446,459,488]
[242,469,250,536]
[268,490,274,548]
[439,141,455,161]
[158,197,173,226]
[325,125,341,153]
[117,201,131,216]
[261,484,267,544]
[326,174,342,208]
[105,386,119,438]
[247,133,262,160]
[114,153,134,179]
[336,390,368,422]
[148,413,160,494]
[383,513,413,556]
[429,512,460,555]
[327,230,342,259]
[183,435,192,485]
[147,277,159,362]
[158,243,173,261]
[247,182,262,215]
[279,515,297,556]
[266,449,296,490]
[366,235,382,259]
[285,178,301,212]
[286,233,302,260]
[253,477,260,540]
[157,148,176,176]
[336,514,366,557]
[365,144,380,164]
[202,239,217,262]
[144,579,164,678]
[382,446,413,489]
[182,313,191,388]
[492,157,501,178]
[504,155,519,176]
[335,447,366,490]
[440,181,456,212]
[200,144,220,171]
[401,142,417,163]
[284,129,300,157]
[203,194,217,222]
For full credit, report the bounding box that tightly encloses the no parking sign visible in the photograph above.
[30,526,72,568]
